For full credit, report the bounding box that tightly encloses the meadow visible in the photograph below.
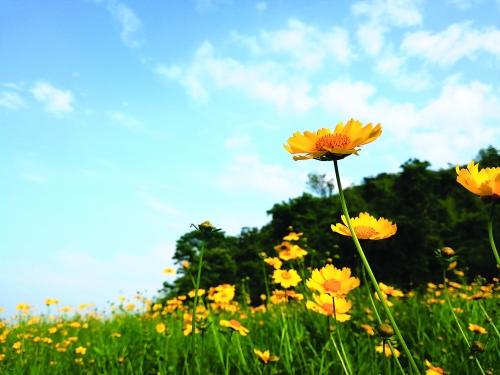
[2,121,499,374]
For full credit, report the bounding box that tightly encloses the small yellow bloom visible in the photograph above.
[379,283,404,297]
[274,241,291,252]
[306,294,352,321]
[264,257,282,269]
[272,269,302,289]
[331,212,396,240]
[163,268,175,274]
[156,323,166,334]
[375,342,400,357]
[45,299,59,306]
[306,265,360,298]
[69,322,82,328]
[425,359,445,375]
[284,119,382,161]
[182,261,190,269]
[188,289,206,298]
[75,346,86,355]
[48,327,57,334]
[12,341,22,350]
[456,161,500,201]
[112,333,121,337]
[278,245,308,261]
[360,324,374,335]
[220,319,250,336]
[254,348,279,363]
[125,304,135,311]
[283,232,303,241]
[468,323,488,334]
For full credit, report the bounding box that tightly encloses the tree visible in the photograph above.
[306,173,335,197]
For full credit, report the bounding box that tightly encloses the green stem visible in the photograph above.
[479,303,500,340]
[488,203,500,269]
[333,297,352,375]
[333,160,421,375]
[329,333,350,375]
[191,238,206,374]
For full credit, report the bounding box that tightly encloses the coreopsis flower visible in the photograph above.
[220,319,249,336]
[182,261,189,269]
[379,283,404,297]
[425,360,445,375]
[274,241,291,252]
[254,349,279,363]
[375,342,400,357]
[331,212,397,240]
[272,269,302,288]
[360,324,375,335]
[163,268,175,275]
[278,245,308,261]
[75,346,86,355]
[284,119,382,161]
[306,265,360,298]
[156,323,166,334]
[209,284,236,303]
[45,299,59,306]
[456,161,500,201]
[283,232,303,241]
[188,289,206,298]
[306,294,352,321]
[469,323,488,334]
[264,257,283,270]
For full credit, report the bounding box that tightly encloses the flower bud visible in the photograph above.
[470,341,485,354]
[441,247,455,257]
[377,323,395,339]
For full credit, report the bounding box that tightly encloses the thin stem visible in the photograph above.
[488,203,500,269]
[333,160,421,375]
[479,303,500,340]
[191,238,206,373]
[333,297,352,375]
[329,334,350,375]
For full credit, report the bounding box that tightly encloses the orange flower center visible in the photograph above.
[354,225,377,238]
[320,303,334,314]
[281,271,292,280]
[315,134,351,150]
[229,320,241,327]
[324,279,342,292]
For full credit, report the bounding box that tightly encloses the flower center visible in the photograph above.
[315,134,351,150]
[229,319,241,327]
[354,225,377,239]
[281,271,292,280]
[324,279,342,292]
[321,303,334,314]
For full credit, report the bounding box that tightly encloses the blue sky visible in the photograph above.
[1,0,499,319]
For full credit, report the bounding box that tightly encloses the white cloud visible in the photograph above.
[224,135,251,148]
[375,52,430,91]
[446,0,484,10]
[256,2,267,12]
[107,111,141,130]
[0,91,26,110]
[352,0,422,56]
[31,81,73,114]
[107,2,143,48]
[401,22,500,66]
[216,153,306,196]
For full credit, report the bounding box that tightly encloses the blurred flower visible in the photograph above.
[45,299,59,306]
[163,268,175,274]
[274,241,291,252]
[283,232,303,241]
[306,265,359,298]
[209,285,236,304]
[425,359,445,375]
[306,294,351,321]
[264,257,282,270]
[375,342,400,357]
[272,269,302,288]
[188,289,206,298]
[379,283,404,297]
[75,346,86,355]
[125,304,135,311]
[331,212,396,240]
[456,161,500,201]
[469,323,488,334]
[182,261,190,269]
[156,323,166,334]
[283,119,382,161]
[447,261,457,270]
[278,245,308,261]
[360,324,374,335]
[220,319,249,336]
[254,349,279,363]
[112,333,121,338]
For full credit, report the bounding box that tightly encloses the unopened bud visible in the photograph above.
[377,324,395,339]
[441,247,455,257]
[470,341,485,354]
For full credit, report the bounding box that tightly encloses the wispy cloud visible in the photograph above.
[20,174,48,183]
[31,81,73,114]
[0,91,26,110]
[107,111,141,130]
[139,192,191,219]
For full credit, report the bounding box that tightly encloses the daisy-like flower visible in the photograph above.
[274,241,291,252]
[254,349,279,363]
[220,319,250,336]
[375,342,400,357]
[45,299,59,306]
[209,284,236,304]
[283,119,382,161]
[264,257,283,270]
[456,161,500,201]
[272,269,302,288]
[156,323,166,334]
[360,324,374,335]
[188,289,206,298]
[306,265,360,298]
[305,294,352,321]
[331,212,397,240]
[75,346,86,355]
[379,283,404,297]
[425,360,445,375]
[278,245,308,261]
[283,232,303,241]
[469,323,488,334]
[163,268,175,275]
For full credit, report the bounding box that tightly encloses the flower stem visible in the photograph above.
[332,297,353,375]
[488,203,500,269]
[191,237,206,373]
[333,160,421,375]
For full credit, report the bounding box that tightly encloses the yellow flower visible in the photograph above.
[12,341,22,350]
[456,161,500,201]
[360,324,375,335]
[220,319,249,336]
[379,283,404,297]
[283,119,382,161]
[254,349,279,363]
[75,346,86,355]
[375,342,400,357]
[264,257,283,269]
[331,212,397,240]
[274,241,291,252]
[278,245,308,261]
[283,232,303,241]
[425,360,445,375]
[272,269,302,289]
[182,261,190,269]
[125,304,135,311]
[156,323,166,334]
[45,299,59,306]
[163,268,175,274]
[306,294,352,321]
[69,322,82,328]
[468,323,488,334]
[306,265,360,298]
[188,289,206,298]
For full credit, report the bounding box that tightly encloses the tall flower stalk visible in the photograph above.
[333,159,421,375]
[487,203,500,268]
